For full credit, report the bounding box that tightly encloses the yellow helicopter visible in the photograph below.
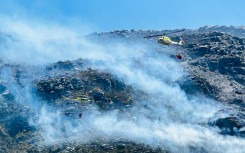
[143,29,185,45]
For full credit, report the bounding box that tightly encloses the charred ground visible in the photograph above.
[0,26,245,152]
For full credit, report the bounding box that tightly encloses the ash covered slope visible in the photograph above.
[198,26,245,38]
[91,26,245,105]
[181,31,245,105]
[0,26,245,153]
[90,27,245,136]
[178,30,245,137]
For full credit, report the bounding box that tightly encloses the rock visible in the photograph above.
[179,31,245,107]
[0,125,13,152]
[1,26,245,152]
[26,139,169,152]
[198,25,245,38]
[89,88,105,101]
[211,117,245,136]
[36,68,133,110]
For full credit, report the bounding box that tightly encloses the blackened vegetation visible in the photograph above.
[181,31,245,105]
[0,82,36,152]
[198,25,245,38]
[46,58,87,71]
[0,26,245,152]
[178,31,245,136]
[30,140,168,153]
[211,117,245,136]
[36,68,133,110]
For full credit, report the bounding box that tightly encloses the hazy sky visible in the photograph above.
[0,0,244,32]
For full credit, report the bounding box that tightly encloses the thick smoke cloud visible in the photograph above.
[0,17,245,153]
[0,15,95,65]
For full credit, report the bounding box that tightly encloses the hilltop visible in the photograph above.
[0,26,245,152]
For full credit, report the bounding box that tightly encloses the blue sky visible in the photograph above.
[0,0,245,32]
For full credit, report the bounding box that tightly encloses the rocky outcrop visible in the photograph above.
[174,31,245,136]
[198,26,245,38]
[0,26,245,152]
[28,140,168,153]
[179,32,245,106]
[36,68,133,110]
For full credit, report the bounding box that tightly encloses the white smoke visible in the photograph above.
[0,17,245,153]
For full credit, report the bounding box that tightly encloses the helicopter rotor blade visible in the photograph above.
[143,34,164,38]
[143,29,185,38]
